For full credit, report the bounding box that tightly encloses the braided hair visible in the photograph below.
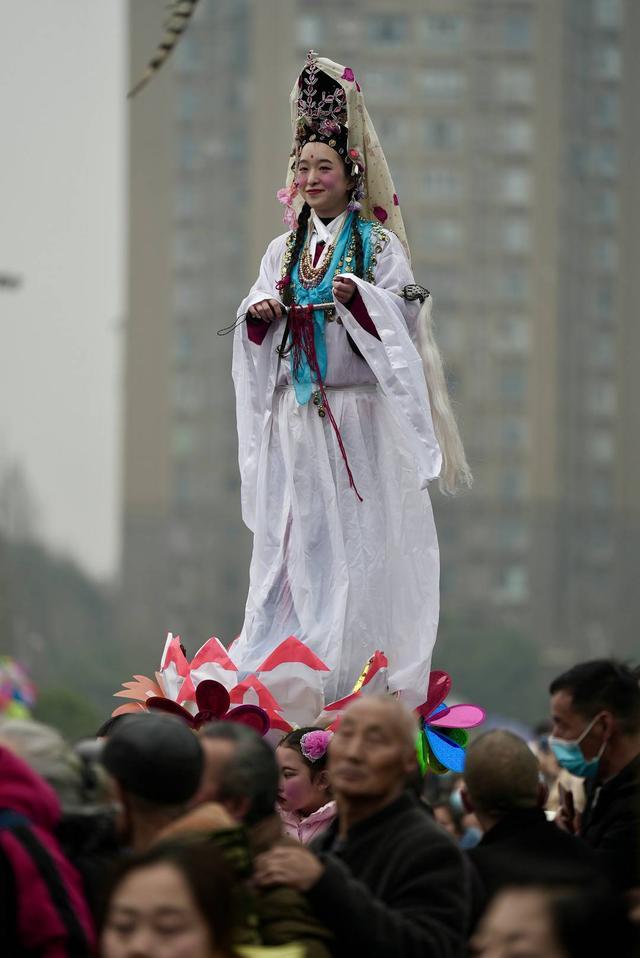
[281,203,312,308]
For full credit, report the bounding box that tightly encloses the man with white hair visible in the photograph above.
[255,696,468,958]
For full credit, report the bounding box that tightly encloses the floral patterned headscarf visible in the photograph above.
[281,51,410,260]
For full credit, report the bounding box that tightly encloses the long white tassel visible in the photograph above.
[416,296,473,495]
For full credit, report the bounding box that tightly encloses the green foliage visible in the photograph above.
[433,619,544,725]
[33,687,101,740]
[0,531,121,727]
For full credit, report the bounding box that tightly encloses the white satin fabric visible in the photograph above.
[231,228,441,707]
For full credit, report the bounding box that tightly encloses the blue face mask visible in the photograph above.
[548,713,607,779]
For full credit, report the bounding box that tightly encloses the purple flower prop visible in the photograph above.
[300,729,332,762]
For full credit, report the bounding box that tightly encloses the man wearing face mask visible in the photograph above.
[548,659,640,891]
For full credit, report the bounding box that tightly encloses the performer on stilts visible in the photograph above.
[231,52,470,708]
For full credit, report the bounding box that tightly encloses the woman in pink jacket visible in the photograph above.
[276,728,336,845]
[0,744,96,956]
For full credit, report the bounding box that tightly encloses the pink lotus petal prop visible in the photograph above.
[418,670,452,718]
[112,702,147,717]
[226,704,270,735]
[428,704,486,729]
[147,696,193,724]
[195,680,230,717]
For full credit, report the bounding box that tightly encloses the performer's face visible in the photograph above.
[276,744,330,817]
[297,141,354,218]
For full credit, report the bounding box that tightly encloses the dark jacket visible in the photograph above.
[249,813,334,958]
[581,753,640,891]
[307,791,467,958]
[467,807,602,920]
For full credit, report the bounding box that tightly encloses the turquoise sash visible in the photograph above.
[290,213,375,405]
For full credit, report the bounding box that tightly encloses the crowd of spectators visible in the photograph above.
[0,657,638,957]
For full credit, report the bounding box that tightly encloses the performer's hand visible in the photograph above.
[332,276,357,305]
[248,299,283,322]
[254,845,324,891]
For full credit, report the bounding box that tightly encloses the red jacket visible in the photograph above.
[0,745,96,956]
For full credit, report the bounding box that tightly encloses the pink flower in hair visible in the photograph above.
[300,729,333,762]
[277,182,298,206]
[277,182,299,230]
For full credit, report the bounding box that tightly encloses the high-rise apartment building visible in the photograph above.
[121,0,639,684]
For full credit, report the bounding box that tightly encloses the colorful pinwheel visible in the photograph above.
[0,657,36,718]
[416,671,485,774]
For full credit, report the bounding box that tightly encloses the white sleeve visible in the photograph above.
[333,231,442,488]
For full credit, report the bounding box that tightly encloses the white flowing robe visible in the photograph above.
[231,224,441,708]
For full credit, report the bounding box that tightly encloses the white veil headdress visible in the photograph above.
[283,52,472,494]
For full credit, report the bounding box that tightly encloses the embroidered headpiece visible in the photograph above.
[295,51,349,158]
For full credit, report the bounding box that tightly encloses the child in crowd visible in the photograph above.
[276,728,336,844]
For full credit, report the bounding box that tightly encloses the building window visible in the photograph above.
[501,468,528,502]
[586,525,614,563]
[587,381,616,416]
[504,12,532,51]
[588,430,614,464]
[173,281,206,313]
[589,475,612,508]
[174,329,194,363]
[500,168,532,205]
[437,316,464,352]
[422,169,464,202]
[588,333,615,369]
[173,376,202,414]
[417,14,465,50]
[495,317,530,354]
[496,517,528,551]
[175,185,195,220]
[420,218,464,252]
[501,218,531,253]
[179,130,197,172]
[591,143,618,178]
[361,69,405,102]
[499,367,527,402]
[592,237,618,272]
[501,120,533,154]
[496,565,529,603]
[418,69,466,98]
[498,269,530,305]
[593,91,619,129]
[594,281,614,321]
[496,67,533,104]
[173,424,195,459]
[500,416,529,449]
[423,118,464,150]
[426,268,459,308]
[593,0,623,29]
[589,189,618,225]
[376,115,410,147]
[592,45,622,80]
[367,14,408,45]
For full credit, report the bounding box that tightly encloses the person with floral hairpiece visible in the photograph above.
[276,728,336,845]
[232,52,471,711]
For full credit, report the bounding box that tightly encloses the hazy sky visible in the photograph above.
[0,1,126,579]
